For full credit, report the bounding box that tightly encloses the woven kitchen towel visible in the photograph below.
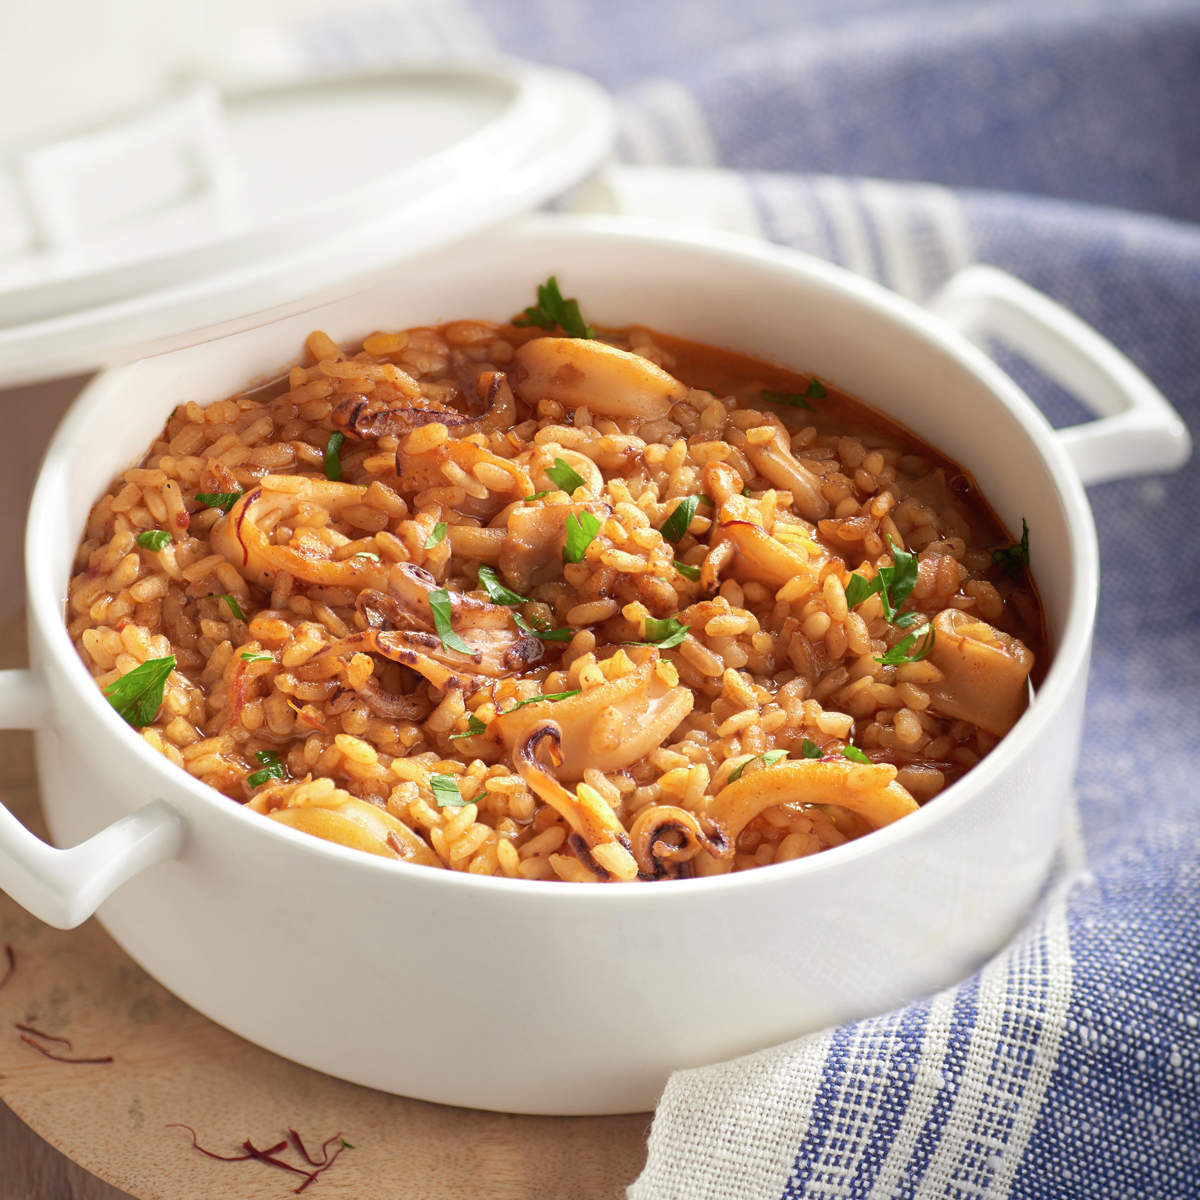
[300,2,1200,1195]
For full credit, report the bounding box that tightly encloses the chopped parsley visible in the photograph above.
[674,560,701,582]
[842,743,871,764]
[429,588,473,655]
[499,689,582,715]
[563,510,601,563]
[103,655,175,728]
[513,275,594,339]
[844,536,919,622]
[478,564,529,606]
[801,737,823,759]
[875,622,936,667]
[512,612,574,641]
[324,431,345,481]
[660,495,699,544]
[353,550,382,561]
[728,747,788,783]
[761,378,826,410]
[194,491,242,512]
[430,773,467,808]
[545,456,587,494]
[640,615,689,649]
[247,749,285,788]
[240,650,274,663]
[135,529,171,551]
[992,518,1030,580]
[449,714,488,740]
[523,489,553,502]
[211,593,245,622]
[423,522,447,549]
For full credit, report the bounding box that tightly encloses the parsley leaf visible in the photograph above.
[247,749,285,788]
[660,495,699,544]
[892,610,925,629]
[478,564,529,605]
[423,522,446,549]
[103,655,175,728]
[523,490,553,502]
[563,510,601,563]
[640,615,689,649]
[674,560,701,581]
[875,623,936,667]
[513,275,594,339]
[353,550,381,561]
[801,737,823,759]
[429,588,473,654]
[513,612,574,641]
[194,491,242,512]
[545,456,586,494]
[211,593,245,621]
[136,529,171,551]
[842,743,871,764]
[430,773,467,808]
[499,689,582,715]
[992,518,1030,580]
[844,536,919,623]
[324,431,345,481]
[728,748,789,783]
[449,714,488,740]
[761,378,826,410]
[240,650,274,663]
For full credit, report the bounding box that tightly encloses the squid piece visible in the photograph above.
[331,369,517,441]
[629,804,728,880]
[695,759,918,876]
[211,480,392,591]
[497,658,693,781]
[924,609,1034,738]
[744,432,829,522]
[529,446,603,495]
[253,788,441,868]
[513,724,637,881]
[512,337,687,420]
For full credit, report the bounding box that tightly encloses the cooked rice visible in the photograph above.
[68,314,1044,882]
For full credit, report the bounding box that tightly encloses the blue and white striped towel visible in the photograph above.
[306,2,1200,1195]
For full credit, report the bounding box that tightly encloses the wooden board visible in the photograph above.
[0,652,650,1200]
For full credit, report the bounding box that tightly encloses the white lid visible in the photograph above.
[0,60,613,387]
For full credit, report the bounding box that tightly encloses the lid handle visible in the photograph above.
[18,82,240,260]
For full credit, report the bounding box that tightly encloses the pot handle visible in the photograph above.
[928,265,1192,486]
[0,667,185,930]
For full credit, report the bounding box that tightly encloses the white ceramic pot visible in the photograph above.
[0,216,1189,1114]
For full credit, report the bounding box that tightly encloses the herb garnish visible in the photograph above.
[240,650,274,663]
[247,750,285,788]
[992,518,1030,579]
[499,689,582,715]
[430,773,469,808]
[875,622,936,667]
[513,275,594,339]
[563,510,601,563]
[640,615,689,649]
[842,743,871,764]
[353,550,381,561]
[761,378,826,410]
[429,588,473,654]
[324,431,345,481]
[194,491,242,512]
[844,536,918,622]
[136,529,171,551]
[449,714,488,740]
[728,748,788,783]
[424,522,447,549]
[523,489,553,502]
[103,655,175,727]
[212,593,246,622]
[660,495,699,544]
[801,737,823,759]
[674,560,701,581]
[478,564,529,605]
[512,612,574,641]
[545,456,587,494]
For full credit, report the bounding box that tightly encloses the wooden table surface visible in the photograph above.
[0,376,651,1198]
